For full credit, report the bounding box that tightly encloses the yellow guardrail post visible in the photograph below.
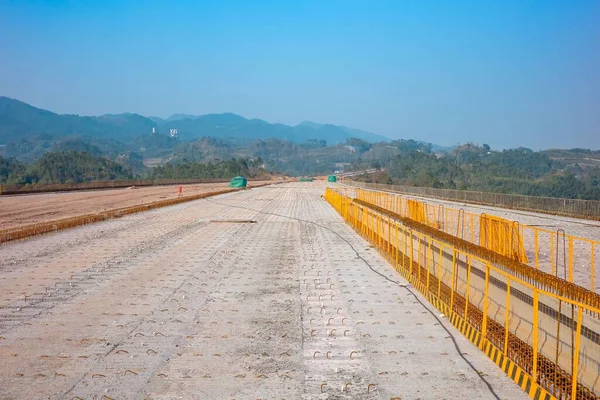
[400,225,405,267]
[375,212,378,245]
[465,255,471,320]
[571,306,583,400]
[362,205,366,237]
[450,250,457,313]
[387,217,392,254]
[532,290,539,380]
[379,214,383,247]
[504,277,511,355]
[380,214,384,248]
[376,213,380,247]
[426,238,432,294]
[508,222,514,261]
[369,210,373,241]
[370,210,375,242]
[417,235,422,283]
[364,207,368,238]
[410,230,414,278]
[438,243,443,299]
[481,263,490,350]
[394,221,397,261]
[569,237,574,283]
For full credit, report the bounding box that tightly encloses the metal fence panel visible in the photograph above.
[325,187,600,399]
[345,181,600,221]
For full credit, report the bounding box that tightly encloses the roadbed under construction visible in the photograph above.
[0,183,526,399]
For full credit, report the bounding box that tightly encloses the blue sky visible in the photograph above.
[1,0,599,149]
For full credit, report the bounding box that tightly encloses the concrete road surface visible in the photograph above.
[0,183,527,399]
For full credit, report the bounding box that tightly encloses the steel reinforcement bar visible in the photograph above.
[344,181,600,221]
[0,178,274,195]
[325,188,600,400]
[352,198,600,311]
[0,185,271,244]
[351,186,600,293]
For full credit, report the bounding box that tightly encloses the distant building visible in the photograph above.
[334,162,351,172]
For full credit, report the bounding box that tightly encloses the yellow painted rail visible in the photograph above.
[325,187,600,400]
[353,187,599,293]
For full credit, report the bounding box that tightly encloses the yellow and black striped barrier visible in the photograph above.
[325,187,600,400]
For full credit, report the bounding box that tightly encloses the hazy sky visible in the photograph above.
[1,1,599,149]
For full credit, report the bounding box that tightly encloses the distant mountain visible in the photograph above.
[165,114,199,122]
[297,121,390,143]
[296,121,323,130]
[0,96,389,145]
[0,97,156,143]
[147,116,165,124]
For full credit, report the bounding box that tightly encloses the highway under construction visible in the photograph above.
[0,182,598,399]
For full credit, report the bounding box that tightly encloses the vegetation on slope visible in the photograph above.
[1,97,599,199]
[150,158,265,180]
[0,151,134,184]
[2,139,600,200]
[350,143,600,200]
[0,151,268,185]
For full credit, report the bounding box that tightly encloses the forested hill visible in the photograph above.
[2,140,600,200]
[1,97,599,200]
[0,96,389,145]
[0,151,133,184]
[0,151,265,185]
[351,143,600,200]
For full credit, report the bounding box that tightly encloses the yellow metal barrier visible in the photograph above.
[325,188,600,400]
[480,214,529,263]
[354,187,600,293]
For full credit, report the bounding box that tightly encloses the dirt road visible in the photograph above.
[0,181,271,230]
[0,183,526,399]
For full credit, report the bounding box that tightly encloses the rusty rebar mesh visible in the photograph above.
[480,214,529,263]
[0,186,275,244]
[326,195,597,399]
[326,188,600,398]
[384,235,598,399]
[347,181,600,222]
[353,199,600,313]
[354,187,600,295]
[0,178,276,195]
[376,236,598,400]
